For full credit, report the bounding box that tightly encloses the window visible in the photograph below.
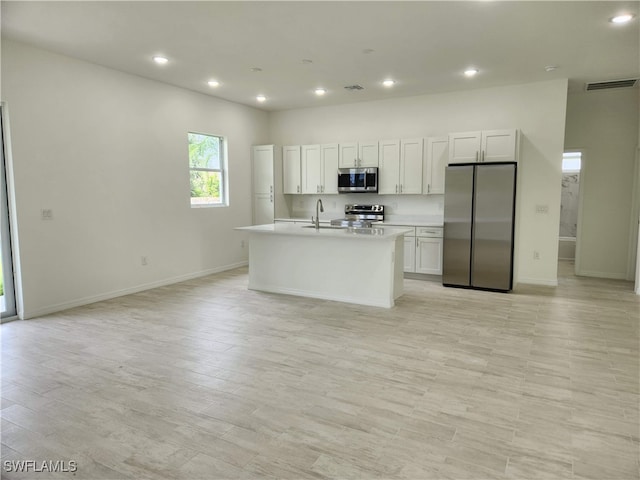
[188,132,228,207]
[562,151,582,172]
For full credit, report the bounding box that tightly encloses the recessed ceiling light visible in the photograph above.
[207,80,220,87]
[382,79,395,87]
[256,94,267,102]
[464,68,479,77]
[152,55,169,65]
[610,13,635,24]
[314,88,327,96]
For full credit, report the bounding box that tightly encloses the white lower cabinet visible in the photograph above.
[403,230,416,273]
[416,238,443,275]
[386,225,442,275]
[415,227,443,275]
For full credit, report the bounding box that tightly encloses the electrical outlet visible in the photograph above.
[141,256,148,266]
[41,209,53,220]
[533,250,540,260]
[535,205,549,214]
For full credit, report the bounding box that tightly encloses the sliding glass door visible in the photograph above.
[1,107,17,320]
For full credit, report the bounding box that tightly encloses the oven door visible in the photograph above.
[337,168,378,193]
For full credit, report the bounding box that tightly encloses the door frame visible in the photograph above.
[1,103,21,321]
[562,149,586,276]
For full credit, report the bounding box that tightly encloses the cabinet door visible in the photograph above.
[400,138,423,194]
[252,145,275,225]
[378,139,400,194]
[424,137,448,194]
[404,235,416,273]
[321,143,339,194]
[481,129,518,162]
[283,145,301,194]
[416,237,443,275]
[252,145,274,195]
[301,144,321,194]
[359,140,379,167]
[253,194,274,225]
[338,142,358,168]
[448,132,481,164]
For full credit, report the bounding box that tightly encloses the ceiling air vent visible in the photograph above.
[585,78,638,91]
[344,84,364,91]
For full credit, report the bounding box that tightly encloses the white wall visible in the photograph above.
[2,40,268,318]
[269,79,569,286]
[565,88,639,280]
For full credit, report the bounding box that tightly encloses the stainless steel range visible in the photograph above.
[330,204,384,228]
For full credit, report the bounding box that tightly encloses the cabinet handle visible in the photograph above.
[321,185,324,193]
[475,151,479,162]
[427,184,431,193]
[270,185,273,193]
[482,150,485,162]
[395,184,398,193]
[400,184,403,193]
[270,194,273,202]
[297,185,300,193]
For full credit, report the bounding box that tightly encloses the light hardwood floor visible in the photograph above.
[1,262,638,479]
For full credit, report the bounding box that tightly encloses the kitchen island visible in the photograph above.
[236,223,412,308]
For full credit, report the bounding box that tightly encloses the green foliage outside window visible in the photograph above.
[188,133,225,206]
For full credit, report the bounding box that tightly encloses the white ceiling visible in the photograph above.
[2,1,639,111]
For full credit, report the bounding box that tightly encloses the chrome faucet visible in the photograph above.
[311,198,324,230]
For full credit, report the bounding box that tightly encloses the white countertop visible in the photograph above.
[275,216,443,227]
[237,223,412,240]
[379,215,444,227]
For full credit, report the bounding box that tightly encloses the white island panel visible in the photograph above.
[236,224,410,308]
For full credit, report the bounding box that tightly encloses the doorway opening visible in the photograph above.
[558,151,582,277]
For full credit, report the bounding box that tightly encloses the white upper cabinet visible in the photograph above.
[423,137,448,194]
[339,141,379,168]
[399,138,423,194]
[482,129,518,162]
[321,143,339,194]
[448,129,518,164]
[252,145,274,195]
[301,144,321,194]
[379,139,423,195]
[283,145,301,194]
[301,143,339,194]
[448,131,482,163]
[358,141,379,167]
[378,139,401,194]
[338,142,358,168]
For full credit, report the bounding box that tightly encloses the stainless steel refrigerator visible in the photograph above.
[443,162,516,292]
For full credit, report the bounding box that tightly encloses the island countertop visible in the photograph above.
[236,223,412,240]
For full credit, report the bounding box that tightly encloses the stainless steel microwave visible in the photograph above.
[337,167,378,193]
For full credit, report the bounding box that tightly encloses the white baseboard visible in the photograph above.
[22,261,248,320]
[576,270,627,280]
[517,277,559,287]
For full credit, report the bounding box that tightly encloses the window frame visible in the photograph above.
[188,131,229,208]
